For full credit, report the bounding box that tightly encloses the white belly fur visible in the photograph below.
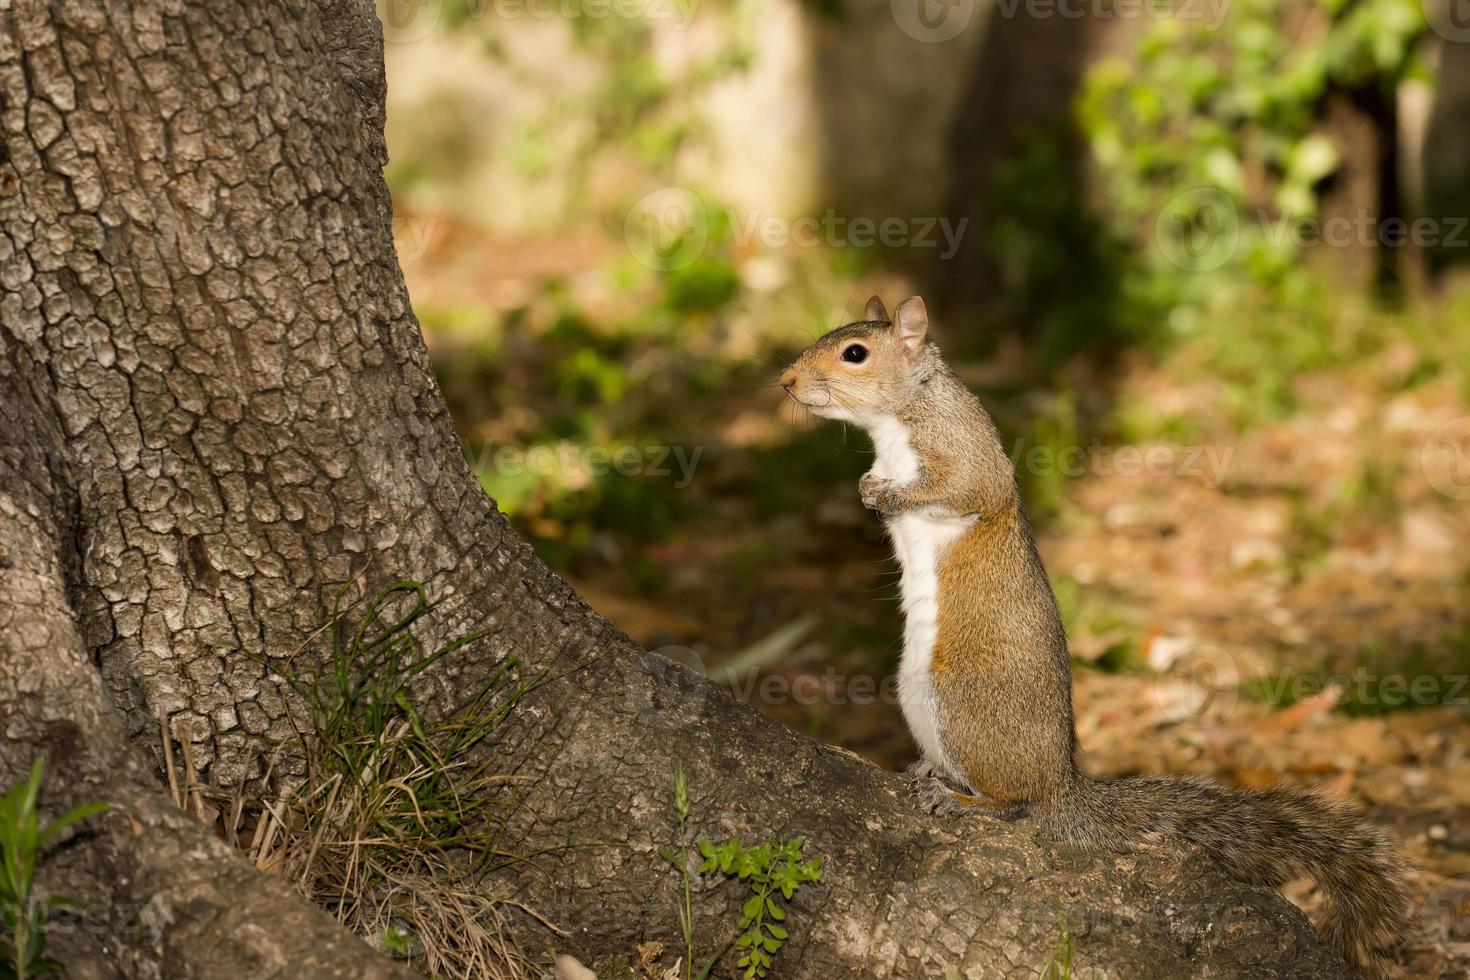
[867,417,974,783]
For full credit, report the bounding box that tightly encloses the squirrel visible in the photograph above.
[779,295,1413,977]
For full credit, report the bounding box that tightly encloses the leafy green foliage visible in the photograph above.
[989,0,1440,424]
[1077,0,1429,308]
[0,760,107,980]
[663,256,741,316]
[696,836,822,979]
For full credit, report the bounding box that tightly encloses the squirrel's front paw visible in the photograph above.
[858,473,898,513]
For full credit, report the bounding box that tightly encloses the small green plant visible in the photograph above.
[376,923,417,959]
[660,770,824,980]
[696,837,823,979]
[671,766,696,980]
[1040,911,1074,980]
[0,759,108,980]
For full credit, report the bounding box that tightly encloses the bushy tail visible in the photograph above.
[1043,774,1413,976]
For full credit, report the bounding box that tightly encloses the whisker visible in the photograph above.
[739,354,789,372]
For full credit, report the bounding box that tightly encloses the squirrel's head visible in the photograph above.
[779,295,935,425]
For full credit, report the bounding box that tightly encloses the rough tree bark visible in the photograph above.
[0,1,1362,977]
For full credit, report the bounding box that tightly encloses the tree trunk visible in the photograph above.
[0,1,1358,977]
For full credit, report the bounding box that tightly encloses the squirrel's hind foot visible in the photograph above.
[909,769,1029,822]
[905,762,963,815]
[911,775,969,817]
[903,759,938,784]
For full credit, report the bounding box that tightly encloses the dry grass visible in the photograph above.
[161,581,559,979]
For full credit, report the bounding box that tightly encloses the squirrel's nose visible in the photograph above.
[780,369,797,392]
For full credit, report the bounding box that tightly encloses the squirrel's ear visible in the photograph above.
[892,296,928,354]
[864,295,889,322]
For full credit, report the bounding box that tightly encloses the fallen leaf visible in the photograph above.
[1253,684,1342,735]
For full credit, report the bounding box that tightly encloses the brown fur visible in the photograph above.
[933,508,1076,810]
[782,296,1414,977]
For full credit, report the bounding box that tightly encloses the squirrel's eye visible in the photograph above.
[841,344,868,364]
